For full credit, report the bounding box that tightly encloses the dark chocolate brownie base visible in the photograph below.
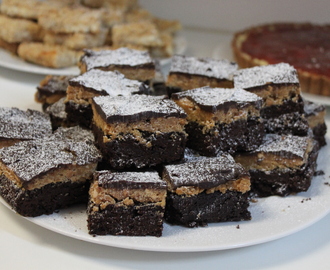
[261,97,304,119]
[165,190,251,227]
[264,112,309,136]
[65,101,93,129]
[186,118,264,156]
[0,175,89,217]
[87,203,164,236]
[93,126,187,170]
[312,123,327,147]
[249,143,319,197]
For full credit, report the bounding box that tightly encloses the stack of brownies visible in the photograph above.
[0,47,327,237]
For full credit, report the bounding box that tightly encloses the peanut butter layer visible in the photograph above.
[233,63,301,106]
[163,154,250,195]
[234,134,315,171]
[89,171,167,211]
[166,55,237,90]
[170,176,250,196]
[172,87,262,130]
[65,69,149,104]
[0,135,101,190]
[79,47,156,81]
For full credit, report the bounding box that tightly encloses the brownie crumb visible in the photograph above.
[314,170,325,176]
[301,198,312,203]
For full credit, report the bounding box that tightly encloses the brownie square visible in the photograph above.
[172,86,264,156]
[87,170,167,236]
[35,75,74,111]
[304,100,327,147]
[91,94,187,170]
[79,47,156,82]
[234,134,319,197]
[166,55,238,93]
[162,154,251,227]
[0,133,101,217]
[233,63,304,119]
[65,69,150,128]
[46,97,79,130]
[0,107,52,148]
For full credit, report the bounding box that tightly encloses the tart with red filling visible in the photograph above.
[232,23,330,96]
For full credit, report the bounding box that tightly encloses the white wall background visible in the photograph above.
[139,0,330,32]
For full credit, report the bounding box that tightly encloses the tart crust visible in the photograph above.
[232,23,330,96]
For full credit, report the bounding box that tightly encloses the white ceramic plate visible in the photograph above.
[212,43,330,107]
[1,138,330,252]
[0,36,187,76]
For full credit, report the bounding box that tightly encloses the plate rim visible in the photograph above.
[0,36,187,76]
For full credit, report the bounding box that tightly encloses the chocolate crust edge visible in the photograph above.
[0,174,90,217]
[87,203,164,236]
[164,190,251,227]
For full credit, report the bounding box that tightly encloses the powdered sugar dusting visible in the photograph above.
[81,48,154,70]
[233,63,299,89]
[93,95,186,123]
[69,69,148,97]
[170,55,238,80]
[97,170,166,189]
[164,154,247,189]
[0,107,52,140]
[254,134,309,158]
[0,134,101,182]
[173,86,262,111]
[46,98,67,119]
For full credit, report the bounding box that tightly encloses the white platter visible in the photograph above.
[0,36,187,76]
[1,138,330,252]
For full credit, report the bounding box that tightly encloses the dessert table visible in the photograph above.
[1,27,330,270]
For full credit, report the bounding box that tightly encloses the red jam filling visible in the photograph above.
[241,24,330,77]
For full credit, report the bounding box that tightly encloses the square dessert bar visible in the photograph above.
[65,69,150,128]
[0,133,101,217]
[234,134,319,197]
[79,47,156,82]
[91,94,187,170]
[0,107,52,148]
[38,5,104,34]
[36,75,74,111]
[166,55,238,93]
[233,63,304,118]
[172,86,264,156]
[87,170,167,236]
[46,98,79,130]
[17,42,79,69]
[43,28,109,50]
[0,14,43,44]
[304,100,327,147]
[163,154,251,227]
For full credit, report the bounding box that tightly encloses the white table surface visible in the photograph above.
[1,28,330,270]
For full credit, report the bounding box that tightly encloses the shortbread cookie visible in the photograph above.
[17,42,79,68]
